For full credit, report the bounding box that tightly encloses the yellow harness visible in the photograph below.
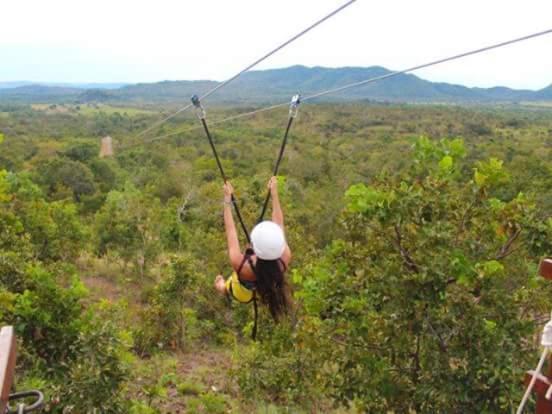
[225,271,255,304]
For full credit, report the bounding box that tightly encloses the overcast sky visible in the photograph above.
[1,0,551,90]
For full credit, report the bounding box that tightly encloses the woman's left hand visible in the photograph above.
[268,176,278,194]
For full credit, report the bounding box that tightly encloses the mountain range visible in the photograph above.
[0,66,550,105]
[0,81,127,90]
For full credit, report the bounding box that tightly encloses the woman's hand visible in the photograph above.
[214,275,227,296]
[223,181,234,203]
[268,176,278,195]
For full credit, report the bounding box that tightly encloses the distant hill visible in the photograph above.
[535,84,552,100]
[0,85,82,103]
[0,82,35,89]
[0,66,550,105]
[0,81,127,90]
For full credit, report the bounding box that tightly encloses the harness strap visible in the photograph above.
[245,252,259,340]
[235,249,260,340]
[252,295,259,340]
[258,95,301,223]
[191,95,251,244]
[278,258,287,272]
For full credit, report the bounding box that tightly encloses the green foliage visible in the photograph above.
[94,183,161,274]
[249,137,548,412]
[4,172,86,261]
[89,158,119,193]
[50,318,130,413]
[0,169,129,413]
[134,254,209,353]
[3,103,552,412]
[61,142,98,163]
[345,183,394,215]
[36,157,96,201]
[134,255,219,354]
[474,158,509,189]
[187,392,228,414]
[177,380,203,396]
[234,327,326,409]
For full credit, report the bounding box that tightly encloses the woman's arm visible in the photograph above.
[269,176,284,230]
[268,177,292,265]
[223,182,243,270]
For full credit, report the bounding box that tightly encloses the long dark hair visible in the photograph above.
[254,258,291,320]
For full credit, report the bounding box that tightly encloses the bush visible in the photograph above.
[236,138,552,412]
[187,392,227,414]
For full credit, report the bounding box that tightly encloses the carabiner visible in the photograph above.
[191,95,206,119]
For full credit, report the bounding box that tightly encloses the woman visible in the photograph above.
[214,176,292,320]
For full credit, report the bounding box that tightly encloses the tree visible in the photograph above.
[61,142,98,163]
[134,254,200,352]
[36,158,96,201]
[94,183,161,276]
[0,169,128,413]
[248,137,551,412]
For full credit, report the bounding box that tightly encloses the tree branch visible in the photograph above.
[495,226,522,260]
[455,198,477,246]
[394,224,420,273]
[426,319,448,353]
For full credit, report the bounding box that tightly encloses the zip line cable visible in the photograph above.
[132,0,358,140]
[128,26,552,149]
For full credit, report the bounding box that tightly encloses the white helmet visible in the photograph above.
[251,221,286,260]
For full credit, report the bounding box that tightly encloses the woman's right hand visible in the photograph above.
[268,176,278,195]
[223,181,234,202]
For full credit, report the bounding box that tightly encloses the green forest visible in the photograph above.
[1,101,552,413]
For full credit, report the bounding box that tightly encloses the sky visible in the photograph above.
[1,0,551,90]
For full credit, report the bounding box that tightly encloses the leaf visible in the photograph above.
[474,170,487,187]
[439,155,454,174]
[484,319,497,332]
[474,158,509,188]
[291,269,303,284]
[345,184,390,214]
[488,198,505,212]
[447,138,466,158]
[0,170,9,202]
[457,274,471,287]
[413,136,438,161]
[476,260,504,277]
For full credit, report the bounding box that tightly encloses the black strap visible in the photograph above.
[239,250,259,341]
[193,98,251,244]
[200,118,227,182]
[278,258,287,272]
[252,294,258,340]
[258,116,295,223]
[236,248,252,276]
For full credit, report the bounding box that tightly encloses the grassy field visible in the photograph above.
[520,101,552,108]
[31,103,155,116]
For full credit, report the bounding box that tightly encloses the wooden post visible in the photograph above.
[524,371,552,413]
[539,258,552,281]
[524,259,552,413]
[0,326,16,413]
